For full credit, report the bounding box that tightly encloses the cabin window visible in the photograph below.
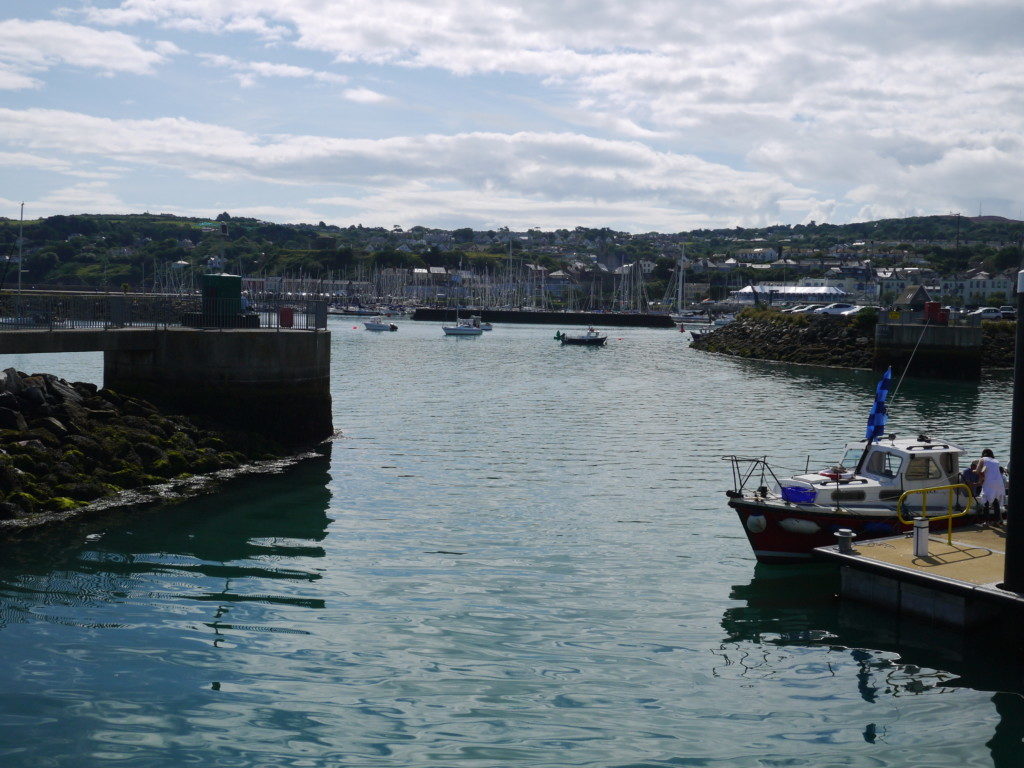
[939,453,957,475]
[879,490,902,501]
[865,451,903,478]
[831,490,866,502]
[906,456,943,480]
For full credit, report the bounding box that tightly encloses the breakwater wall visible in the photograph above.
[690,311,875,368]
[105,328,333,447]
[691,310,1014,375]
[412,308,676,328]
[0,368,293,533]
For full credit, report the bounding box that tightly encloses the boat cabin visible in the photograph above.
[781,436,963,509]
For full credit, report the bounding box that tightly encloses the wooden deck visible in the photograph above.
[815,524,1024,626]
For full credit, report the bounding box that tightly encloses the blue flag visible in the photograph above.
[865,366,893,441]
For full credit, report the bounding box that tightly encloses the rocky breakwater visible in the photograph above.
[0,367,296,536]
[690,309,875,368]
[981,320,1015,369]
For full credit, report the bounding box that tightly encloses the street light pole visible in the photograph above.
[17,202,23,294]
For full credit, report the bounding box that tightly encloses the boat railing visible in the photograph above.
[722,455,785,495]
[895,484,973,545]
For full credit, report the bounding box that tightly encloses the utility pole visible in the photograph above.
[955,212,961,250]
[17,202,23,294]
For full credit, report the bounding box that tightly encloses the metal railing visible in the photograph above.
[0,293,328,331]
[895,483,973,545]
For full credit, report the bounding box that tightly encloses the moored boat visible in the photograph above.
[724,368,983,563]
[442,315,484,336]
[556,328,607,346]
[364,316,398,331]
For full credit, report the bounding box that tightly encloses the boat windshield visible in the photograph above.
[840,448,861,469]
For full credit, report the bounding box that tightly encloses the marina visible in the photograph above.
[0,319,1016,766]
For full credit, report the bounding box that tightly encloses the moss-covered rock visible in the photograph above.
[7,491,38,514]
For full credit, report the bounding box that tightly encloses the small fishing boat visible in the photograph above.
[364,316,398,331]
[723,368,982,563]
[556,328,607,346]
[442,316,484,336]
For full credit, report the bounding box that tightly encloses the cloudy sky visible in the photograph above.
[1,0,1022,232]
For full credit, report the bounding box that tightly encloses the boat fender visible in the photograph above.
[778,518,821,535]
[745,514,767,534]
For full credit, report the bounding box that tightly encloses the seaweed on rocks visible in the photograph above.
[689,309,875,368]
[0,368,317,536]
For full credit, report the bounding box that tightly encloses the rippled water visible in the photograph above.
[0,319,1017,767]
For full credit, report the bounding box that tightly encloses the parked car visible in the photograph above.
[780,304,812,313]
[790,304,824,314]
[967,307,1003,320]
[1000,305,1016,320]
[839,305,880,316]
[814,303,857,315]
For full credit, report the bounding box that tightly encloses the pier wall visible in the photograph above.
[412,308,676,328]
[873,324,982,380]
[103,328,333,446]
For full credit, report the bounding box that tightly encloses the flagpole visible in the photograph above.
[855,367,893,475]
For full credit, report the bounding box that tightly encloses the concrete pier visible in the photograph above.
[873,322,982,379]
[0,326,333,446]
[104,328,332,447]
[815,526,1024,628]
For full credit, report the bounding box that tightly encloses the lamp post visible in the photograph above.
[17,202,23,294]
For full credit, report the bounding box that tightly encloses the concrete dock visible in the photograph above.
[815,524,1024,627]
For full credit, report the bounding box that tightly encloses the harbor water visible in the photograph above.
[0,319,1017,767]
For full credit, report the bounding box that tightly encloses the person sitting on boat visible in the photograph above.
[978,448,1007,522]
[961,460,982,500]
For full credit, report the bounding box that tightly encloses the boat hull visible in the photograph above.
[730,498,982,564]
[561,336,607,346]
[442,326,483,336]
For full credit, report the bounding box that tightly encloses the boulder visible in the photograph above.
[0,408,26,432]
[30,417,67,438]
[2,369,24,394]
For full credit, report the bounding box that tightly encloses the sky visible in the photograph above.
[0,0,1022,233]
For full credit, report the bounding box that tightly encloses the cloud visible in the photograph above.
[0,19,178,89]
[198,53,347,87]
[0,151,118,178]
[37,181,130,213]
[0,107,813,227]
[342,87,390,104]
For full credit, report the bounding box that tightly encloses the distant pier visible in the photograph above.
[412,308,676,328]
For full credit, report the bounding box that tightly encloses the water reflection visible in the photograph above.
[721,563,1024,765]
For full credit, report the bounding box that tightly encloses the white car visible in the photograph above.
[967,307,1003,320]
[814,303,857,315]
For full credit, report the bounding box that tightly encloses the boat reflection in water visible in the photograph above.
[719,564,1024,766]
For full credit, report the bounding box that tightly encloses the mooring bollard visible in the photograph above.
[835,528,855,554]
[913,516,929,557]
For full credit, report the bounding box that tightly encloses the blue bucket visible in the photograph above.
[781,486,817,504]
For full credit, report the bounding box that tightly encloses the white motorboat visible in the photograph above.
[723,369,981,562]
[364,316,398,331]
[442,316,484,336]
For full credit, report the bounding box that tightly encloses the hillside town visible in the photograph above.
[1,212,1022,309]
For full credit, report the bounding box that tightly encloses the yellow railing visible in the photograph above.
[896,483,973,545]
